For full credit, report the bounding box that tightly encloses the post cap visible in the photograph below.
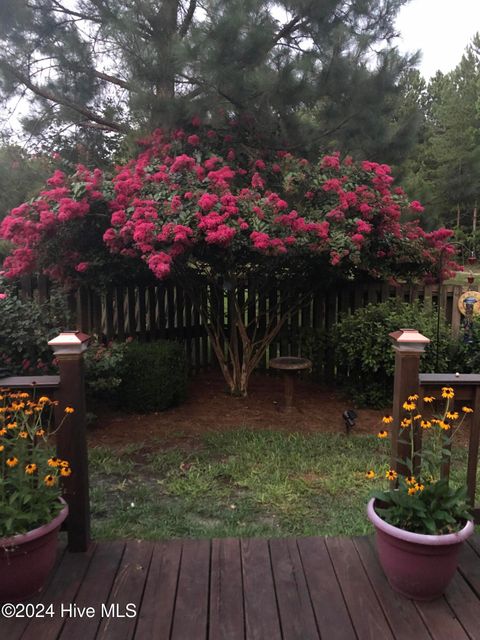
[48,331,90,355]
[389,328,430,353]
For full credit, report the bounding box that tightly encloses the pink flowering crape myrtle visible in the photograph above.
[0,127,459,395]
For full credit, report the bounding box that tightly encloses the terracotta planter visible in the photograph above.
[0,499,68,603]
[367,498,474,601]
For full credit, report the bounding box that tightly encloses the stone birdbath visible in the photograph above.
[269,356,312,413]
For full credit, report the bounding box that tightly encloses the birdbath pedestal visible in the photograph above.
[269,356,312,413]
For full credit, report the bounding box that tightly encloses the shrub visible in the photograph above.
[84,338,128,405]
[332,299,453,407]
[0,278,71,375]
[118,340,187,413]
[450,316,480,373]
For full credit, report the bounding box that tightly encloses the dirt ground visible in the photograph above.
[87,371,385,449]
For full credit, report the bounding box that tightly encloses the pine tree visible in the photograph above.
[0,0,415,158]
[401,35,480,231]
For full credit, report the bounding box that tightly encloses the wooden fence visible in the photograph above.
[20,276,466,372]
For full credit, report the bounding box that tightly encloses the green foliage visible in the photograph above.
[0,0,417,159]
[373,480,471,535]
[450,315,480,373]
[0,392,70,537]
[332,299,453,407]
[400,36,480,231]
[119,341,188,413]
[84,338,128,403]
[370,395,472,534]
[0,278,71,374]
[0,145,53,221]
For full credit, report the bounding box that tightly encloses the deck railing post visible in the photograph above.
[48,331,90,552]
[389,329,430,476]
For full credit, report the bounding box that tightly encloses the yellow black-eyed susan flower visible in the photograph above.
[413,414,422,421]
[38,396,50,404]
[6,456,18,467]
[439,421,451,430]
[19,392,30,399]
[0,445,4,452]
[441,387,454,399]
[47,457,61,467]
[408,394,419,401]
[365,469,376,479]
[423,396,435,403]
[421,420,432,429]
[408,487,417,495]
[377,430,388,439]
[446,411,459,420]
[382,415,393,424]
[401,418,412,428]
[403,401,416,411]
[25,463,37,475]
[386,469,398,481]
[60,460,70,468]
[0,428,6,436]
[60,467,72,477]
[462,406,474,413]
[35,428,45,437]
[64,406,75,414]
[18,431,28,439]
[415,483,425,492]
[7,422,17,429]
[44,474,56,487]
[406,475,416,485]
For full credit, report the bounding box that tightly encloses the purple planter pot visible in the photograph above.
[0,499,68,603]
[367,498,474,601]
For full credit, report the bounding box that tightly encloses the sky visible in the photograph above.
[395,0,480,79]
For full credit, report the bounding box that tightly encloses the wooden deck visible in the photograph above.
[3,535,480,640]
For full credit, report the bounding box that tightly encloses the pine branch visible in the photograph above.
[40,0,100,22]
[179,0,197,38]
[272,15,303,46]
[93,70,132,91]
[0,60,128,133]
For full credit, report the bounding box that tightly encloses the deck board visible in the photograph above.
[134,540,182,640]
[325,536,395,640]
[242,538,282,640]
[353,536,431,640]
[209,538,244,640]
[269,538,319,640]
[296,537,356,640]
[96,540,154,640]
[3,534,480,640]
[58,541,126,640]
[170,538,210,640]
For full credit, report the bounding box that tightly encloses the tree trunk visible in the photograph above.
[178,270,299,397]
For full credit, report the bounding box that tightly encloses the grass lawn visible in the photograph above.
[89,429,474,540]
[445,270,480,286]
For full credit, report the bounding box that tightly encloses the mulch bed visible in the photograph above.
[87,371,385,449]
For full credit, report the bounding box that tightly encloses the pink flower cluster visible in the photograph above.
[0,126,459,284]
[0,164,103,279]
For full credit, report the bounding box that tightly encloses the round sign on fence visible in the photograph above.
[458,291,480,316]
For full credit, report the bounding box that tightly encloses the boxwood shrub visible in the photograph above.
[119,340,187,413]
[332,299,454,407]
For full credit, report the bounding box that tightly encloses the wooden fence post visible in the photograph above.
[48,331,91,552]
[390,329,430,475]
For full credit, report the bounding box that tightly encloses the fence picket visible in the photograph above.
[17,277,467,372]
